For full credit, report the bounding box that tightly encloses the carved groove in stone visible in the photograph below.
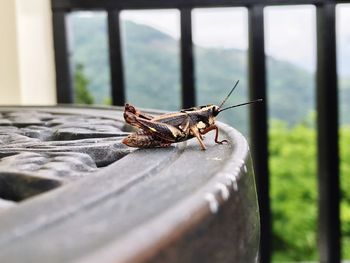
[0,110,132,205]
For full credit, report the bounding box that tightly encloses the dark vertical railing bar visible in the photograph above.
[52,11,74,103]
[180,8,196,108]
[248,5,270,263]
[108,10,125,106]
[316,3,340,263]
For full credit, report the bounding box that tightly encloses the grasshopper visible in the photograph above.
[122,81,262,150]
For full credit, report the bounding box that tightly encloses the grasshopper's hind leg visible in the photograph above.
[124,103,154,120]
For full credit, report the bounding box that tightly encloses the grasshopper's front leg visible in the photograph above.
[200,125,228,144]
[190,127,206,150]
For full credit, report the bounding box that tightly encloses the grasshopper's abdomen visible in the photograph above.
[123,132,171,148]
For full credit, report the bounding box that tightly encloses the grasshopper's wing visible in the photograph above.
[124,111,187,142]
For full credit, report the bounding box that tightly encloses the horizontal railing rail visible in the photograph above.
[51,0,349,262]
[53,0,341,10]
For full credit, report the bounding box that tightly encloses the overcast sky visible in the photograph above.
[121,4,350,73]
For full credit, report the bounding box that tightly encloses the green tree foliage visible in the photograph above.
[340,126,350,259]
[270,121,350,261]
[74,63,94,105]
[270,121,318,261]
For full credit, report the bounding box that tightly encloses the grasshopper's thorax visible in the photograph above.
[185,104,219,133]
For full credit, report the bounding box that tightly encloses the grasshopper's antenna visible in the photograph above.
[219,99,263,113]
[218,80,240,109]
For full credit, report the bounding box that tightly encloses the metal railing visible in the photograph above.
[51,0,348,262]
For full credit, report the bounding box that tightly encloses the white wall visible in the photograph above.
[0,0,56,105]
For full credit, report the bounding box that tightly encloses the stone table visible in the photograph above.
[0,106,260,263]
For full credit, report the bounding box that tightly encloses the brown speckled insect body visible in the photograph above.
[123,81,261,150]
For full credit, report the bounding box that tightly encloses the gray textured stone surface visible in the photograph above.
[0,109,133,203]
[0,199,16,211]
[0,152,97,178]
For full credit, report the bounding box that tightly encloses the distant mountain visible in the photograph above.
[70,14,350,133]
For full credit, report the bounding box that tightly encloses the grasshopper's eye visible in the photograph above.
[213,106,220,116]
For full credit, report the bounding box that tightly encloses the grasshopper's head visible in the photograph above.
[193,81,262,131]
[212,105,220,117]
[198,104,220,117]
